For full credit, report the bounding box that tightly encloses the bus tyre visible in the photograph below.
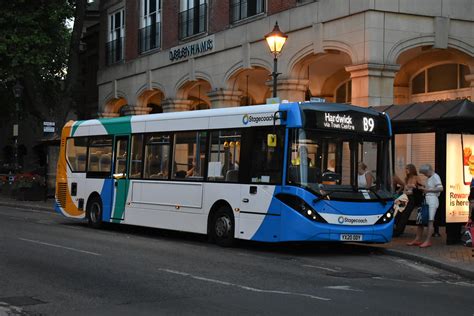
[212,207,235,247]
[87,197,103,229]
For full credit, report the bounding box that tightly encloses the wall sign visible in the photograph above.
[445,133,472,223]
[169,35,215,62]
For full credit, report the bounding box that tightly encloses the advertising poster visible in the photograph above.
[445,134,473,223]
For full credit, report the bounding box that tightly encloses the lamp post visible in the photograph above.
[12,81,23,172]
[264,21,288,98]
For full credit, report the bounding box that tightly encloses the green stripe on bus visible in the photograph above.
[98,116,132,135]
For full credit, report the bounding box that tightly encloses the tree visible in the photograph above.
[0,0,87,125]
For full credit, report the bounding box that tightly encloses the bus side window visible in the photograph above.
[129,135,144,179]
[87,137,113,176]
[172,131,207,180]
[247,128,284,184]
[144,134,170,180]
[66,137,87,172]
[208,130,241,182]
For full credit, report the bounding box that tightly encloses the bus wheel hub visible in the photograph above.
[216,216,231,237]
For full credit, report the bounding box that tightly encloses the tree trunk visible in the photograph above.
[59,0,87,126]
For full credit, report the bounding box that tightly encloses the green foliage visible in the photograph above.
[0,0,73,82]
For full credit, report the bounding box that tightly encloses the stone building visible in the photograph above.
[96,0,473,180]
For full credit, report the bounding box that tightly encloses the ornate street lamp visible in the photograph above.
[264,21,288,98]
[12,81,23,172]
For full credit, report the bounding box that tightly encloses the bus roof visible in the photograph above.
[67,102,389,137]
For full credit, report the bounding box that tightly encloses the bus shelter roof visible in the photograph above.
[370,99,474,133]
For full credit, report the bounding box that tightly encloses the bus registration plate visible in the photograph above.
[340,234,363,241]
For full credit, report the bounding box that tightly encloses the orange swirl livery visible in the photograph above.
[55,120,84,217]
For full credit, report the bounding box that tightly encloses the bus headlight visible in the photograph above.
[276,194,327,223]
[375,207,395,225]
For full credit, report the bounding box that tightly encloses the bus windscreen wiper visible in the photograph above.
[366,186,387,206]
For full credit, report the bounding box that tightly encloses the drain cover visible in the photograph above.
[326,271,378,279]
[0,296,46,306]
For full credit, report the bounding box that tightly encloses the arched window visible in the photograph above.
[411,63,470,95]
[335,80,351,103]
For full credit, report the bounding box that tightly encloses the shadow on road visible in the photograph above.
[60,220,383,258]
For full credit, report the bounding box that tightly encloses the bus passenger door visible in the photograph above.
[111,135,129,221]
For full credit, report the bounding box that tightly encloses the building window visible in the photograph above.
[411,63,470,95]
[179,0,207,39]
[335,80,351,103]
[139,0,161,53]
[106,9,125,65]
[230,0,264,23]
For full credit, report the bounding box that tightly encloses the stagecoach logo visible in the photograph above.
[324,113,355,131]
[242,114,274,125]
[337,216,368,225]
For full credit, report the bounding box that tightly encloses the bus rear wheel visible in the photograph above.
[87,196,103,229]
[212,207,235,247]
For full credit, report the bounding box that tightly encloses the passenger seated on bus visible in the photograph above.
[225,169,239,182]
[175,170,187,178]
[77,154,86,171]
[148,159,164,179]
[99,154,111,172]
[222,153,239,177]
[89,154,100,171]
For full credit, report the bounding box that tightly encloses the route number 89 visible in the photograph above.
[363,117,374,132]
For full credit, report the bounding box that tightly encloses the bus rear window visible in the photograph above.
[66,137,88,172]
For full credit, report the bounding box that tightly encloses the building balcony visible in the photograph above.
[106,37,124,65]
[179,3,207,39]
[139,22,161,54]
[230,0,265,23]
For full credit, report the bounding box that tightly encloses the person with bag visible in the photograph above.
[394,164,421,237]
[462,178,474,247]
[407,164,443,248]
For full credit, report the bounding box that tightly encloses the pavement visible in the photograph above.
[0,195,472,280]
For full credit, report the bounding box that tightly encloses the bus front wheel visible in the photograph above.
[87,196,103,229]
[212,207,235,247]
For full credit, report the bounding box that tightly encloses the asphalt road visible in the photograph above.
[0,205,473,316]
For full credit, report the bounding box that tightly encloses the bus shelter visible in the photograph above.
[372,99,474,244]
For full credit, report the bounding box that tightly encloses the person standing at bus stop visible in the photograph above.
[407,164,443,248]
[394,164,421,237]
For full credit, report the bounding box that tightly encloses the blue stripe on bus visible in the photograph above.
[100,178,115,222]
[279,102,303,127]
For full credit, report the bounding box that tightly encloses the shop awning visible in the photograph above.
[370,99,474,133]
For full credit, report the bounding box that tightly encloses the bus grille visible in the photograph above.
[57,182,67,207]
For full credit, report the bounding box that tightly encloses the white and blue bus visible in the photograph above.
[56,102,394,246]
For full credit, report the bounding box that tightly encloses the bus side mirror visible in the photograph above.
[267,134,277,147]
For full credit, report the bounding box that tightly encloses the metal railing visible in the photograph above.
[106,37,124,65]
[178,3,207,39]
[230,0,264,23]
[139,22,161,53]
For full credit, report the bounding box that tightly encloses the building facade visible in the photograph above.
[96,0,474,185]
[97,0,474,117]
